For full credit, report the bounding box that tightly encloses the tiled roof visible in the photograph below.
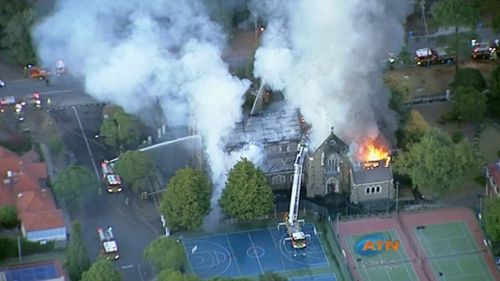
[0,146,64,233]
[19,209,65,232]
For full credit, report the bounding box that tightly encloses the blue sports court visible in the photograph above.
[183,224,336,280]
[4,263,58,281]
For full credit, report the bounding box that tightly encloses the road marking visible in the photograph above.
[40,89,74,95]
[121,264,134,269]
[71,106,101,183]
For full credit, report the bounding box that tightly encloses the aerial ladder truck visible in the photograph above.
[278,142,310,256]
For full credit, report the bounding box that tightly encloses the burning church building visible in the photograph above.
[349,141,395,210]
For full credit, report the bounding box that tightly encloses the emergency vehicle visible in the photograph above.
[0,96,16,113]
[97,227,120,260]
[101,160,123,193]
[55,60,65,76]
[414,47,455,66]
[472,40,498,60]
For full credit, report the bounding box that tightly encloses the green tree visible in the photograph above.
[219,158,273,221]
[143,237,186,272]
[259,272,287,281]
[99,108,141,151]
[160,168,211,231]
[433,0,479,71]
[399,109,429,148]
[53,165,97,209]
[452,68,487,92]
[452,86,487,122]
[66,221,91,281]
[158,270,201,281]
[80,260,121,281]
[394,129,481,197]
[114,150,156,193]
[472,0,500,33]
[484,198,500,244]
[1,7,37,64]
[0,206,17,228]
[487,65,500,118]
[0,0,28,30]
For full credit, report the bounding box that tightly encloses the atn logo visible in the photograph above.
[354,233,399,256]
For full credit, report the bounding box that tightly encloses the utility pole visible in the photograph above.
[336,213,340,239]
[395,181,400,214]
[420,0,430,43]
[17,236,22,263]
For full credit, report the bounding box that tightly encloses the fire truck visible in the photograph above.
[97,227,120,260]
[27,66,50,80]
[101,160,123,193]
[472,41,498,60]
[55,60,65,76]
[414,47,455,66]
[277,142,311,256]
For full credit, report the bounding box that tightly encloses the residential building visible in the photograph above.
[304,130,350,198]
[350,158,395,209]
[0,147,67,245]
[486,160,500,197]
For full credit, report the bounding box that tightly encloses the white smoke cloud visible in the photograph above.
[32,0,257,206]
[250,0,411,146]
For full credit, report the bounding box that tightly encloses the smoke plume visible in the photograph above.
[32,0,259,205]
[250,0,411,146]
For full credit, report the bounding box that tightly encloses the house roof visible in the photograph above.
[0,146,64,233]
[487,160,500,186]
[16,189,57,213]
[19,209,65,232]
[351,159,393,185]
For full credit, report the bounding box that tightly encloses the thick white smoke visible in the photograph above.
[250,0,411,146]
[32,0,260,208]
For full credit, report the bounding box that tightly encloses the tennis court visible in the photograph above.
[415,221,495,281]
[3,263,58,281]
[344,230,419,281]
[182,224,334,280]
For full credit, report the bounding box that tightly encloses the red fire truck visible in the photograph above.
[97,227,120,260]
[101,160,123,193]
[414,47,455,66]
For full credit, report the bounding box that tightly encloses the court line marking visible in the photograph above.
[247,232,264,275]
[458,222,492,280]
[225,234,242,278]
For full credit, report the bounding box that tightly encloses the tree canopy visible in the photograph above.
[484,198,500,244]
[394,129,481,197]
[0,206,18,229]
[399,109,429,149]
[143,237,186,272]
[219,158,274,221]
[114,150,156,193]
[487,65,500,118]
[99,108,141,151]
[452,86,487,122]
[66,221,91,281]
[452,68,487,92]
[80,260,121,281]
[159,168,211,231]
[158,270,201,281]
[433,0,479,70]
[53,165,97,209]
[0,0,35,64]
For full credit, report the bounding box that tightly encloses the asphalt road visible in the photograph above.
[50,105,164,281]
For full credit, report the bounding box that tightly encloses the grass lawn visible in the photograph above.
[0,250,66,267]
[478,121,500,164]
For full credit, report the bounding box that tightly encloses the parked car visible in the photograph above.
[0,79,5,87]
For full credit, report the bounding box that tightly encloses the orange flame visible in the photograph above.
[357,140,390,163]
